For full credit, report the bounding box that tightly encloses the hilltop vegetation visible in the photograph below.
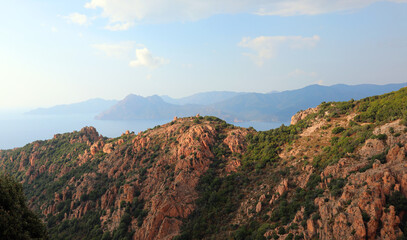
[1,87,407,239]
[0,174,47,239]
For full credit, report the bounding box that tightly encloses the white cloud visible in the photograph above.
[51,26,58,32]
[92,42,135,58]
[84,0,406,29]
[92,43,167,69]
[238,35,320,66]
[64,13,89,25]
[129,48,169,69]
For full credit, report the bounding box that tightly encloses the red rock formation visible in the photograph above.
[291,107,318,125]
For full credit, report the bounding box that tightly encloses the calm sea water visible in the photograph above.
[0,111,287,150]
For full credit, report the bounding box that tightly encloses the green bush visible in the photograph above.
[371,134,387,141]
[278,226,286,235]
[361,210,370,222]
[328,178,346,197]
[387,191,407,214]
[355,87,407,123]
[0,174,48,239]
[332,127,345,134]
[285,233,294,240]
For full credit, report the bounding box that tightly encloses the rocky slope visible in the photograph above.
[0,116,251,239]
[1,88,407,239]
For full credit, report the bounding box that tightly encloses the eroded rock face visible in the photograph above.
[131,122,224,240]
[90,140,104,155]
[17,118,248,240]
[290,107,318,125]
[359,139,386,158]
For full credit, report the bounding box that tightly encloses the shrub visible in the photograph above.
[332,127,345,134]
[278,226,286,235]
[371,134,387,141]
[387,191,407,214]
[0,175,48,239]
[285,233,294,240]
[361,210,370,222]
[328,178,346,197]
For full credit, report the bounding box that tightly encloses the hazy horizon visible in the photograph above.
[1,1,407,109]
[2,82,407,111]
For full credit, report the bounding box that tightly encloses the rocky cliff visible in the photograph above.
[1,88,407,239]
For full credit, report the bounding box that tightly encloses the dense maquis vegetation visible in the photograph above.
[0,174,48,239]
[176,87,407,239]
[355,87,407,123]
[2,87,407,239]
[312,87,407,169]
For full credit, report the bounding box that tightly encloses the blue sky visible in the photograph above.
[0,0,406,109]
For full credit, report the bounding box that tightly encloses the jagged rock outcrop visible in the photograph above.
[290,107,318,125]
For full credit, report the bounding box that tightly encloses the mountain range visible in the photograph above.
[97,83,407,122]
[26,98,118,115]
[28,83,407,123]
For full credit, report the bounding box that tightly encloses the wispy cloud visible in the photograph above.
[129,48,169,69]
[83,0,406,30]
[63,13,89,26]
[238,35,320,66]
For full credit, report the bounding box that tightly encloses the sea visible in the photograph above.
[0,110,288,150]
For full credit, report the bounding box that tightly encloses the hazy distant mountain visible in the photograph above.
[96,94,215,120]
[26,98,118,115]
[211,83,407,122]
[98,83,407,122]
[160,91,247,105]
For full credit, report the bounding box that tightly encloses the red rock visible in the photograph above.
[307,219,316,238]
[291,107,318,125]
[256,202,262,213]
[380,206,402,239]
[359,139,386,159]
[386,145,406,163]
[103,143,114,154]
[277,179,289,196]
[90,140,104,155]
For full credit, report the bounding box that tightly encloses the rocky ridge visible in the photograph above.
[0,117,250,239]
[1,88,407,239]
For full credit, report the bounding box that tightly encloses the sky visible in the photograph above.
[0,0,406,109]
